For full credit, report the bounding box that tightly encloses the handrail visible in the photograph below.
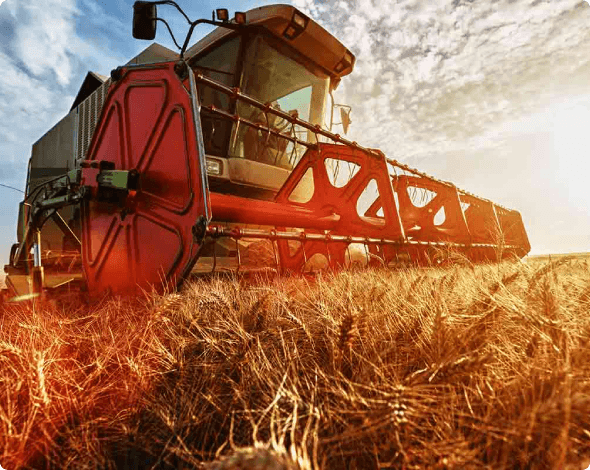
[193,72,517,213]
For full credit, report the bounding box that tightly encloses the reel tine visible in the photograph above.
[348,161,355,181]
[211,239,217,273]
[271,233,280,273]
[301,236,308,273]
[230,119,240,151]
[288,120,297,166]
[68,255,77,272]
[346,244,351,268]
[325,235,333,268]
[235,237,241,274]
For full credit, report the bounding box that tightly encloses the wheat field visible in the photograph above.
[1,258,589,469]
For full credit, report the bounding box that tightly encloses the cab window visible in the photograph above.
[192,36,241,156]
[230,34,329,169]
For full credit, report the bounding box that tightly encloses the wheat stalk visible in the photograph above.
[151,293,183,321]
[2,258,590,469]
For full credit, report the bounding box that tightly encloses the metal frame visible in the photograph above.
[189,71,529,272]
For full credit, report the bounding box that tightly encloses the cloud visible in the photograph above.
[0,0,131,266]
[0,0,130,168]
[12,0,80,86]
[0,49,71,174]
[294,0,590,159]
[291,0,590,254]
[1,0,130,86]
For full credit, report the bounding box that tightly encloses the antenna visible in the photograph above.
[0,183,24,194]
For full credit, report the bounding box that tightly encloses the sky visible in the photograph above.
[0,0,589,269]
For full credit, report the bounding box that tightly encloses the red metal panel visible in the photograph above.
[495,206,531,257]
[460,194,500,245]
[273,143,404,272]
[81,63,207,296]
[393,175,471,244]
[276,144,404,238]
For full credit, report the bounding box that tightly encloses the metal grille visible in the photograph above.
[76,79,110,162]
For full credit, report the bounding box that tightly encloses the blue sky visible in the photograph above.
[0,0,276,268]
[1,0,590,270]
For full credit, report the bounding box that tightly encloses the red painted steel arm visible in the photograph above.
[210,193,340,230]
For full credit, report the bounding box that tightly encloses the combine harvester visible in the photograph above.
[1,2,530,300]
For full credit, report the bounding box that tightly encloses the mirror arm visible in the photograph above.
[150,0,191,24]
[156,18,182,49]
[135,1,244,59]
[329,101,352,134]
[329,89,335,131]
[180,19,241,58]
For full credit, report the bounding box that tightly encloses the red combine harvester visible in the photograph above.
[2,2,530,300]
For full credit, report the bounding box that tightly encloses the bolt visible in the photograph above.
[110,67,124,82]
[174,61,188,80]
[192,215,208,243]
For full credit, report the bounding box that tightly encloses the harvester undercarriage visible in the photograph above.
[2,4,530,301]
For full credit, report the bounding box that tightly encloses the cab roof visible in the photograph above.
[184,4,355,79]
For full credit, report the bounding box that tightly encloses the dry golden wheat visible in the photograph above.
[1,259,589,469]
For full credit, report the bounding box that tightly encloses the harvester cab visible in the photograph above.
[180,4,354,200]
[2,2,530,301]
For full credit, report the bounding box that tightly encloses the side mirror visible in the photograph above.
[340,107,351,134]
[133,1,157,40]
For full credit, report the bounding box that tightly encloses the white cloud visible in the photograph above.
[0,50,71,166]
[0,0,126,172]
[0,0,131,266]
[310,0,590,160]
[7,0,78,86]
[289,0,590,254]
[3,0,128,87]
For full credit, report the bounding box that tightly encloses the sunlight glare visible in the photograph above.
[551,101,590,211]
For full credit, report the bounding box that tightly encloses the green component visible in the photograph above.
[97,170,136,190]
[37,192,82,210]
[68,169,81,184]
[38,195,71,209]
[53,170,81,188]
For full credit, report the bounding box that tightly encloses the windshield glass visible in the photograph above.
[192,36,241,157]
[229,34,329,169]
